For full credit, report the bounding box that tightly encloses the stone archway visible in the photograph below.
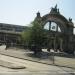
[47,36,63,52]
[35,5,74,54]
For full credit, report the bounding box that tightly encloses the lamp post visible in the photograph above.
[52,34,56,64]
[52,50,55,64]
[50,45,55,64]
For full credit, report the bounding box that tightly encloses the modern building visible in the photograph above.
[0,23,27,47]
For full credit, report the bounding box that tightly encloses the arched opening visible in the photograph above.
[44,21,61,32]
[44,21,63,52]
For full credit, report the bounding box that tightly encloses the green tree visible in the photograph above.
[21,27,32,48]
[21,20,47,54]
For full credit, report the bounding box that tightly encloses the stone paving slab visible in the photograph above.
[0,48,75,69]
[0,54,74,75]
[0,47,53,64]
[0,45,75,75]
[0,45,75,69]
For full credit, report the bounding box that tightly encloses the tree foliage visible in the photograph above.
[21,20,47,52]
[21,28,31,43]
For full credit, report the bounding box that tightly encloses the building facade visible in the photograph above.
[35,5,75,53]
[0,5,75,53]
[0,23,26,47]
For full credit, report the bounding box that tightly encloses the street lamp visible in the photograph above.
[52,34,56,64]
[51,49,55,64]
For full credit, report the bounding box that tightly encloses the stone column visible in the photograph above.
[49,21,51,31]
[54,37,56,51]
[60,39,63,51]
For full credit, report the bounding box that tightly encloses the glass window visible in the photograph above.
[51,22,57,31]
[44,21,61,32]
[44,22,49,30]
[58,26,61,32]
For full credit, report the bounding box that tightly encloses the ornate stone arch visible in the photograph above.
[35,5,74,53]
[42,14,68,33]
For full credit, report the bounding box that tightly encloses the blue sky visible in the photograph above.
[0,0,75,26]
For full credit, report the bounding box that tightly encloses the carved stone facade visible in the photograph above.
[35,5,75,53]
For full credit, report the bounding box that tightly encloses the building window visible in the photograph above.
[51,22,57,31]
[44,21,61,32]
[44,22,49,30]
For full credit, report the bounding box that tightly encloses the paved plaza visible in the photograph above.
[0,45,75,75]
